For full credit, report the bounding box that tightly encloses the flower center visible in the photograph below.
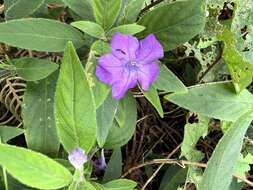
[129,60,137,66]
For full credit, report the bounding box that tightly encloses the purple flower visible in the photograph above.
[68,148,88,169]
[92,149,107,172]
[96,33,164,100]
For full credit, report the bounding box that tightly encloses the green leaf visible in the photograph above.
[71,21,105,39]
[97,95,118,147]
[159,165,188,190]
[0,143,72,189]
[198,111,253,190]
[92,0,122,30]
[87,42,111,109]
[63,0,94,20]
[0,18,84,52]
[143,85,164,118]
[12,57,58,81]
[218,28,253,93]
[165,82,253,122]
[107,24,145,38]
[0,126,24,143]
[104,93,137,148]
[181,116,209,161]
[103,179,137,190]
[54,42,97,152]
[115,97,127,128]
[137,0,205,50]
[234,153,253,178]
[5,0,45,20]
[23,72,60,157]
[119,0,145,24]
[103,148,122,182]
[154,64,188,93]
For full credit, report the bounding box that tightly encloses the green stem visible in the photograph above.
[2,167,8,190]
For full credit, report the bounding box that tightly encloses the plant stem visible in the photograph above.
[2,167,8,190]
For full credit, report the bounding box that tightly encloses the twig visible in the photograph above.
[122,158,253,188]
[140,144,181,190]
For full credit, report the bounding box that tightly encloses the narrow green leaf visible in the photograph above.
[199,111,253,190]
[104,93,137,148]
[218,28,253,93]
[5,0,45,19]
[97,95,118,147]
[63,0,94,20]
[12,57,58,81]
[103,179,137,190]
[55,42,97,152]
[138,0,205,50]
[165,82,253,121]
[154,64,187,93]
[0,144,72,189]
[119,0,145,24]
[23,71,60,157]
[107,24,145,38]
[0,126,24,143]
[143,85,164,118]
[103,148,122,182]
[0,18,84,52]
[159,165,188,190]
[71,21,105,39]
[92,0,122,30]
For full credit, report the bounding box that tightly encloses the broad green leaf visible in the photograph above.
[103,148,122,182]
[97,95,119,147]
[55,42,97,152]
[137,0,205,50]
[4,0,18,11]
[218,28,253,93]
[46,0,63,4]
[104,93,137,148]
[119,0,145,24]
[143,85,164,118]
[71,21,105,39]
[165,82,253,122]
[92,0,122,30]
[23,72,60,157]
[107,24,145,38]
[5,0,45,20]
[0,126,24,143]
[0,143,72,189]
[78,181,97,190]
[198,111,253,190]
[12,57,58,81]
[0,18,84,52]
[159,165,188,190]
[115,97,127,128]
[63,0,94,20]
[103,179,137,190]
[154,64,187,93]
[181,116,209,161]
[234,153,253,178]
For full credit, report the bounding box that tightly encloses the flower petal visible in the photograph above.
[111,32,139,61]
[137,63,159,91]
[96,54,124,85]
[137,34,164,64]
[111,69,137,100]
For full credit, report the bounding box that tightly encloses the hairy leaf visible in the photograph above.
[0,18,84,52]
[0,144,72,189]
[55,42,97,152]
